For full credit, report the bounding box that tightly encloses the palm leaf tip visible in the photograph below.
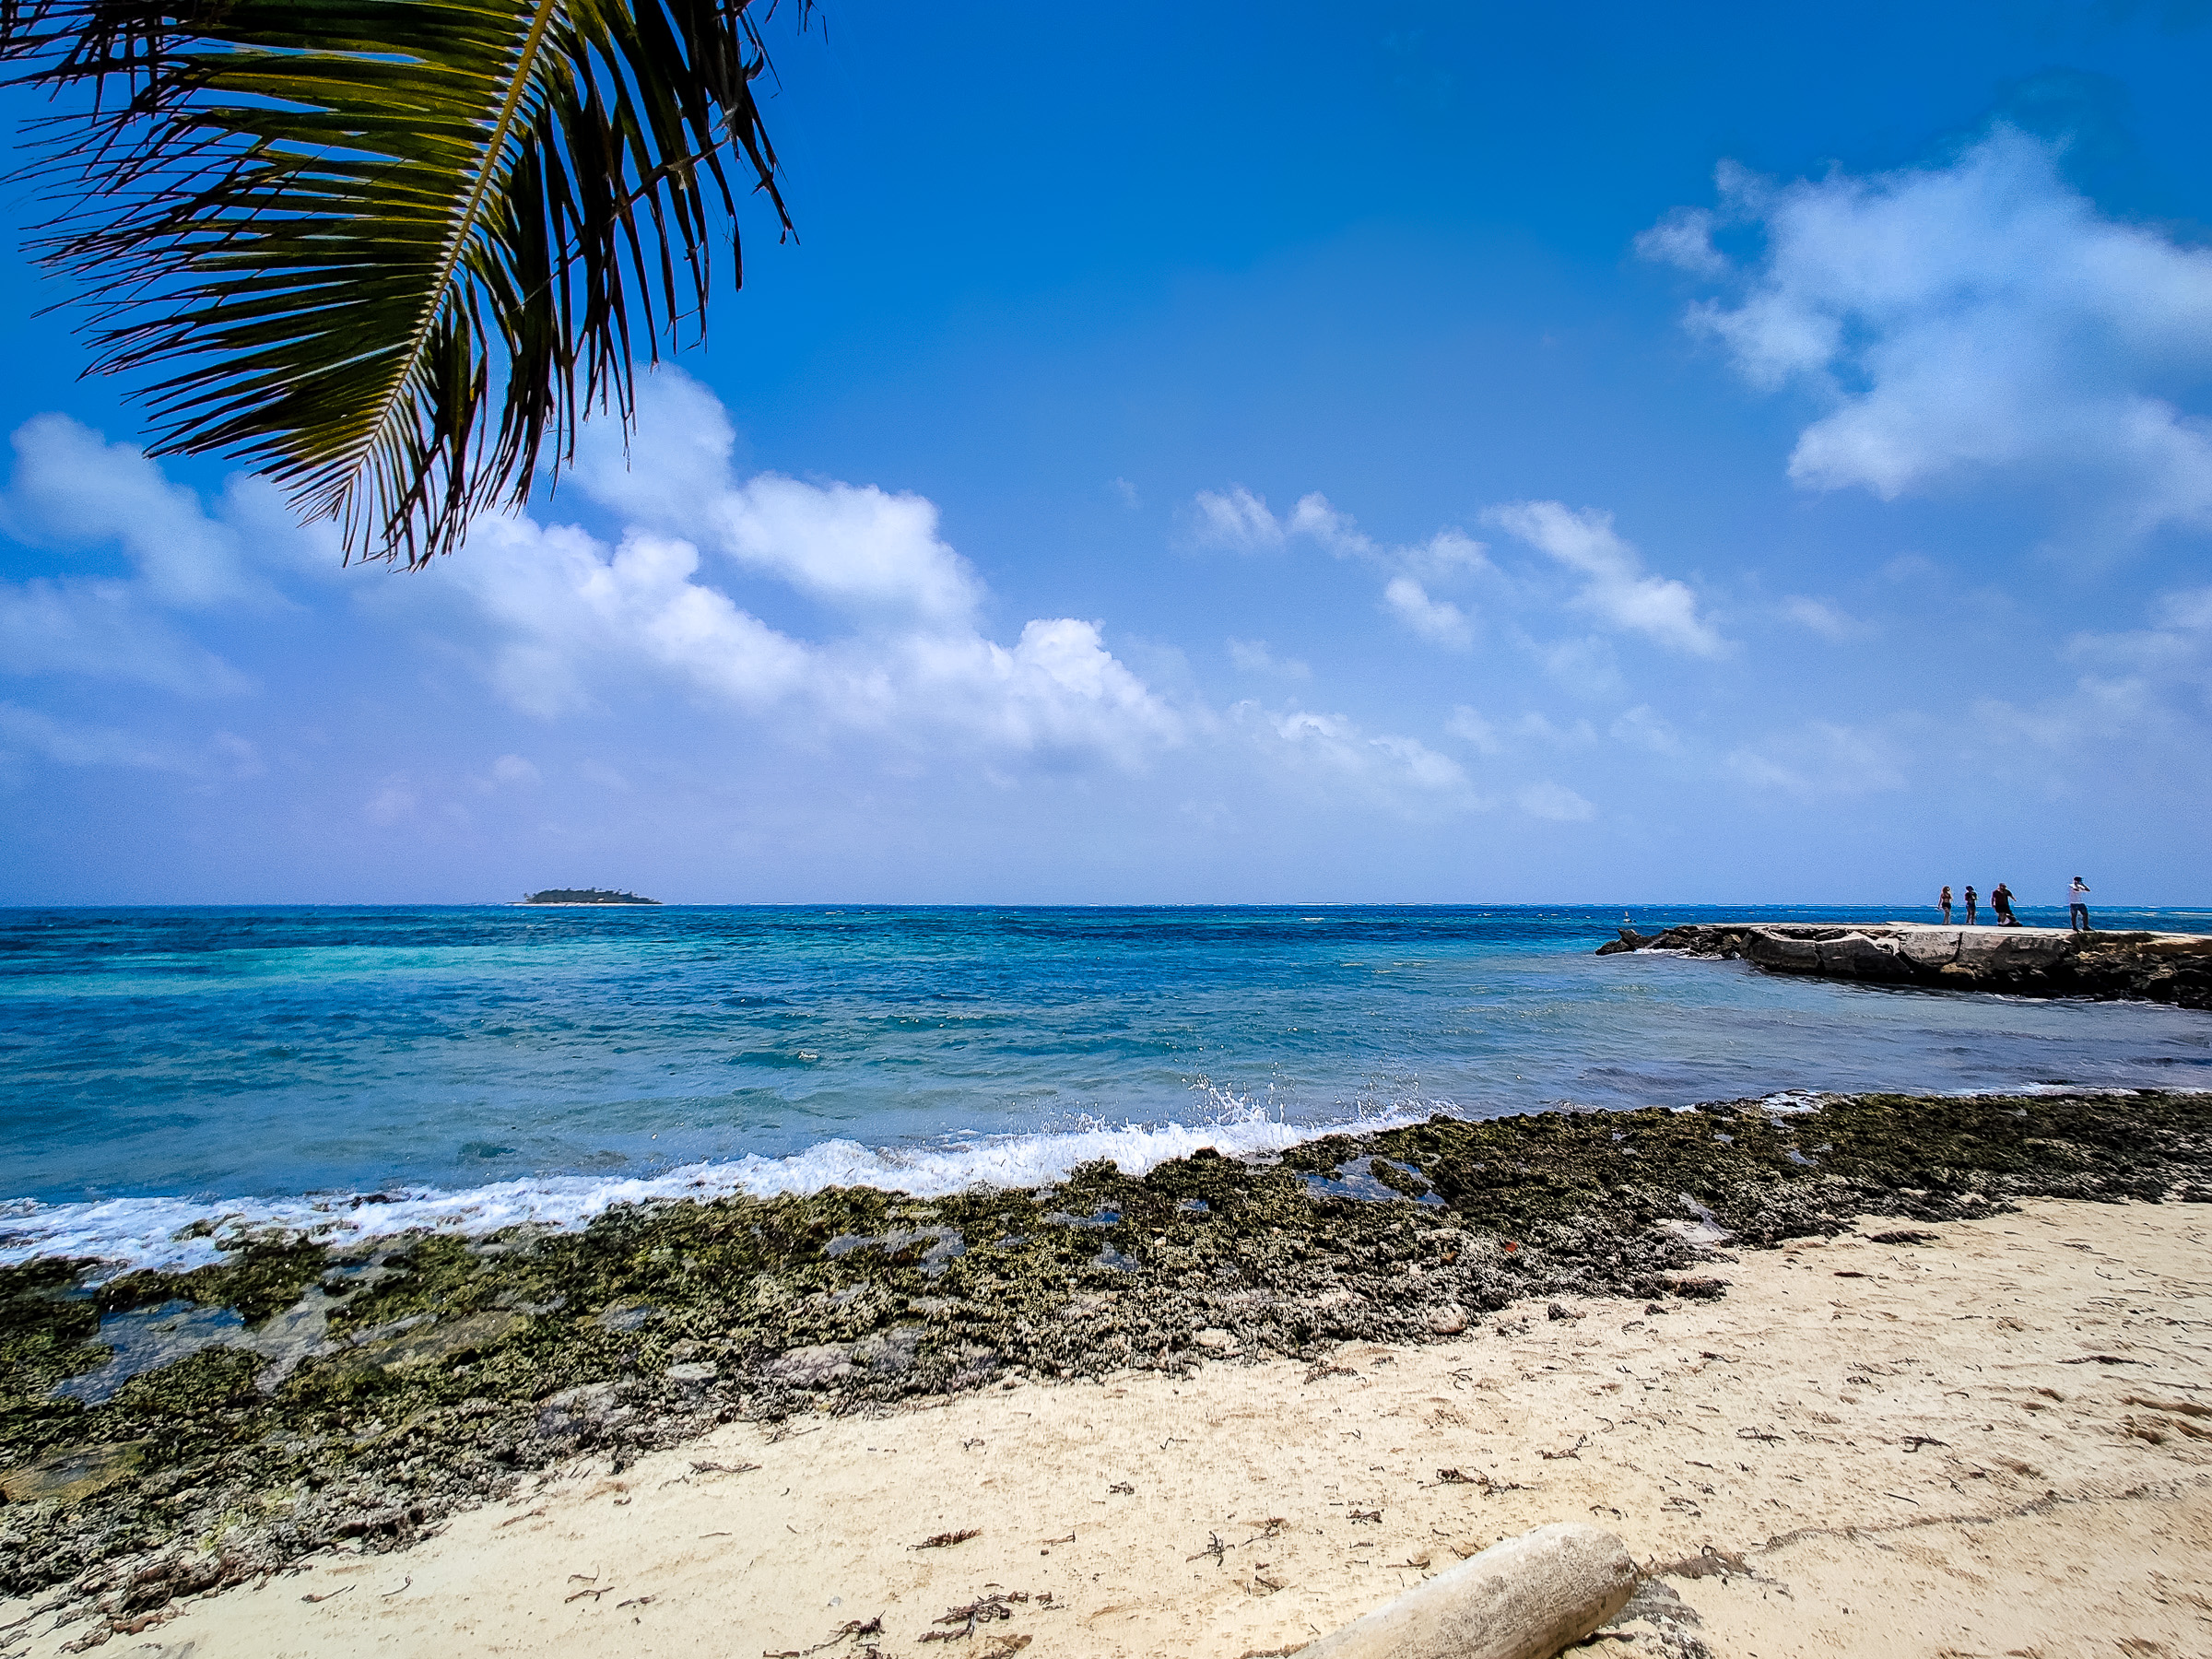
[2,0,813,568]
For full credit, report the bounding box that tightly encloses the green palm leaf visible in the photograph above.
[1,0,806,565]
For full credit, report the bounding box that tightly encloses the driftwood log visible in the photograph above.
[1294,1522,1636,1659]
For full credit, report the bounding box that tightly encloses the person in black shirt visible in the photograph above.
[1963,885,1978,924]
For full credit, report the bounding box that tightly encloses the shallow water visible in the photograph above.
[3,903,2206,1266]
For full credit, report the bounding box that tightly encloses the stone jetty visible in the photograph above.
[1598,921,2212,1010]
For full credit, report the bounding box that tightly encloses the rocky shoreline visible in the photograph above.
[5,1088,2211,1646]
[1598,921,2212,1009]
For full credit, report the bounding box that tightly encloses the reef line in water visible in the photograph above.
[3,1087,2208,1644]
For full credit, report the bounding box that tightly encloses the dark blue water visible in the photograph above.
[4,904,2206,1266]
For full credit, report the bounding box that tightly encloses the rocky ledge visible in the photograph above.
[1599,922,2212,1010]
[9,1089,2209,1645]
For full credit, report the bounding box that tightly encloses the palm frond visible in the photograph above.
[0,0,807,566]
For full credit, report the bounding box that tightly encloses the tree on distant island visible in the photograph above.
[524,888,659,904]
[0,0,812,567]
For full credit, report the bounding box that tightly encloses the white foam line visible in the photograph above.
[0,1099,1431,1276]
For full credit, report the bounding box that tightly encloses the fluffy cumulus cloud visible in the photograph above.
[437,375,1182,769]
[0,376,1483,823]
[1643,127,2212,543]
[1484,501,1726,656]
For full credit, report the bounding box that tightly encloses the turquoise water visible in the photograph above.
[4,904,2207,1265]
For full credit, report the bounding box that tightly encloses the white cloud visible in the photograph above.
[1608,704,1682,755]
[1633,206,1728,276]
[1381,577,1473,650]
[1646,127,2212,543]
[0,382,1474,822]
[449,518,815,718]
[0,414,335,698]
[1188,487,1491,648]
[1234,701,1483,815]
[411,375,1189,771]
[0,415,295,610]
[1445,705,1503,753]
[1781,595,1863,641]
[1228,638,1310,678]
[1189,486,1287,552]
[366,779,417,826]
[1516,781,1596,821]
[576,379,982,626]
[1449,705,1607,757]
[1485,501,1726,656]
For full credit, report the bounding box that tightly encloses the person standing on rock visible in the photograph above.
[1992,882,2020,925]
[1940,885,1953,924]
[1963,885,1978,924]
[2068,877,2091,932]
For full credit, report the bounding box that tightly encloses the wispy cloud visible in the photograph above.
[1516,780,1596,821]
[1780,595,1864,641]
[1187,486,1491,649]
[1485,501,1726,657]
[1228,637,1311,678]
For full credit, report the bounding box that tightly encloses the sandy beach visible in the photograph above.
[34,1194,2205,1659]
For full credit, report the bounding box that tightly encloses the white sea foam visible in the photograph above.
[0,1096,1434,1275]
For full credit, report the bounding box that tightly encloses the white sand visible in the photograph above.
[20,1197,2210,1659]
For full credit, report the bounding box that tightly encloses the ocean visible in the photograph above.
[5,903,2208,1269]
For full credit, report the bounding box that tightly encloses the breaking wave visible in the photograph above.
[0,1093,1432,1275]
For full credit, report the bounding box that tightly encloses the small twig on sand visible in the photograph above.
[1540,1434,1589,1461]
[300,1584,352,1604]
[764,1615,885,1657]
[912,1529,982,1550]
[919,1594,1029,1642]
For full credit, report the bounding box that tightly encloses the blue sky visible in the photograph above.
[5,0,2212,903]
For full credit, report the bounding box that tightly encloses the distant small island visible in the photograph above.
[520,888,661,905]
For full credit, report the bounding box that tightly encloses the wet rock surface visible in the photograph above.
[4,1088,2208,1643]
[1599,922,2212,1009]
